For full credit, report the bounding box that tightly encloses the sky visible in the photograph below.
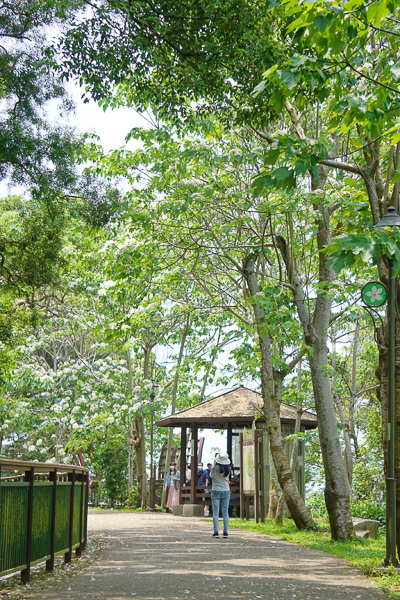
[65,80,146,152]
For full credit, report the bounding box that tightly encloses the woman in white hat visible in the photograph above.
[210,452,231,539]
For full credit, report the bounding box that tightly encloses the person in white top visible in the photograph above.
[185,463,191,486]
[210,452,231,539]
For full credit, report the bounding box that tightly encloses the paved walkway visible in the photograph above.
[33,512,389,600]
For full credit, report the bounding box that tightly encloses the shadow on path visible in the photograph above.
[32,511,389,600]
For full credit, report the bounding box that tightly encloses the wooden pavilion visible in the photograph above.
[156,385,318,515]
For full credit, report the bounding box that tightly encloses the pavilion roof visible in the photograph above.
[156,385,318,430]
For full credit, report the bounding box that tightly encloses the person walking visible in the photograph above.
[164,462,180,513]
[210,452,231,539]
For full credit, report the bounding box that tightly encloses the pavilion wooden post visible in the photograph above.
[227,424,232,463]
[239,432,244,519]
[190,425,198,504]
[254,430,260,523]
[179,426,186,505]
[255,429,265,523]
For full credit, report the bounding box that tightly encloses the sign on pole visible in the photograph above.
[361,281,387,308]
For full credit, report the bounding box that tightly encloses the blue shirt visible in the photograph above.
[197,469,209,486]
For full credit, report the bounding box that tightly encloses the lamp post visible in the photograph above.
[149,379,159,508]
[374,206,400,567]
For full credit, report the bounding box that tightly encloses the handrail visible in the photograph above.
[0,458,87,473]
[0,459,89,584]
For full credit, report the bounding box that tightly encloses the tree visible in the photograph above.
[0,1,122,310]
[61,0,280,126]
[60,0,360,536]
[88,121,318,528]
[1,0,82,196]
[252,0,400,542]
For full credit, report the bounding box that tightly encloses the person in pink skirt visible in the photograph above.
[164,462,180,512]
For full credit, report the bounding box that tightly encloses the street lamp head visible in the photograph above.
[374,206,400,228]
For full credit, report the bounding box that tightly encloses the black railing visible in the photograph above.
[0,459,89,584]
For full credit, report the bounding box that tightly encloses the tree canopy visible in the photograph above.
[1,0,399,545]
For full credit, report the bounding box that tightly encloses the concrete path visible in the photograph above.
[32,511,389,600]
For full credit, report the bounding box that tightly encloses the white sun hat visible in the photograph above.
[215,452,230,465]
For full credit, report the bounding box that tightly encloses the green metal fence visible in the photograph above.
[0,459,89,584]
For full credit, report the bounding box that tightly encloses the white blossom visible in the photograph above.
[100,280,116,290]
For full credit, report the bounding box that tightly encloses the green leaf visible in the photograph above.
[313,14,332,33]
[281,69,300,90]
[390,65,400,80]
[367,2,390,25]
[273,166,293,181]
[269,90,285,113]
[294,159,309,175]
[264,147,280,165]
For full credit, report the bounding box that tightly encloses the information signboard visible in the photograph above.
[242,441,255,493]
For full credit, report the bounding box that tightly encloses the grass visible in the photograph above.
[229,518,400,598]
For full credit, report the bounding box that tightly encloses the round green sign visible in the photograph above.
[361,281,387,307]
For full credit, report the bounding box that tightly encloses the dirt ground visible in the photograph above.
[1,511,391,600]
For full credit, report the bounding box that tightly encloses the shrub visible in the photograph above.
[306,491,328,520]
[350,498,385,530]
[306,491,385,531]
[123,485,141,510]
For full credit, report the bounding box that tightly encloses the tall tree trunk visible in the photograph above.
[126,345,150,508]
[309,331,353,538]
[243,255,316,530]
[161,315,191,508]
[126,350,135,492]
[276,362,303,524]
[268,461,279,520]
[349,320,360,458]
[290,360,303,473]
[132,414,147,507]
[282,107,354,537]
[276,196,354,539]
[332,328,353,488]
[199,364,211,401]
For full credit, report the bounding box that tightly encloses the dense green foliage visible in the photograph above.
[1,0,397,535]
[61,0,281,126]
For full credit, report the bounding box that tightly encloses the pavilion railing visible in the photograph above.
[0,459,89,584]
[180,485,240,507]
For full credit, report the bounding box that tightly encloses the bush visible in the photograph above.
[123,485,141,510]
[306,491,385,531]
[306,491,328,520]
[350,498,385,530]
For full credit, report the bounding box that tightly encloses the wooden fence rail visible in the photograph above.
[0,459,89,584]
